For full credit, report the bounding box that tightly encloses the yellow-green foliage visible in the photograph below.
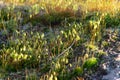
[0,0,120,79]
[3,0,120,14]
[83,57,98,70]
[84,0,120,13]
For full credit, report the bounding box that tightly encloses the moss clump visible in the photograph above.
[83,57,98,70]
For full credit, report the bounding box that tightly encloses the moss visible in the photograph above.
[83,57,98,70]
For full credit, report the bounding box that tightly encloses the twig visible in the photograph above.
[54,40,76,60]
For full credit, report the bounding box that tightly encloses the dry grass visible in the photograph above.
[84,0,120,14]
[2,0,120,14]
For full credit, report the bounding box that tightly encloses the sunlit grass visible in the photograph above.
[84,0,120,14]
[2,0,120,14]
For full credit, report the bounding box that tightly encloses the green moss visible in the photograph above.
[73,67,83,76]
[83,57,98,70]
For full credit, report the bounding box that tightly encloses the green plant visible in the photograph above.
[84,12,106,44]
[0,0,120,79]
[104,13,120,28]
[73,67,83,76]
[83,57,98,70]
[25,70,38,80]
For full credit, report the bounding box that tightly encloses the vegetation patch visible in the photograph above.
[0,0,120,80]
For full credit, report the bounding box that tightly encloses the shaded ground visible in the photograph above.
[101,29,120,80]
[89,29,120,80]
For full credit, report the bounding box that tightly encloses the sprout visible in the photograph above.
[84,54,89,59]
[94,33,97,36]
[96,12,99,16]
[38,55,41,59]
[87,44,98,50]
[20,48,23,52]
[6,49,10,53]
[10,53,14,57]
[60,30,64,34]
[74,24,77,28]
[68,30,71,36]
[72,28,77,34]
[30,14,32,18]
[60,41,63,45]
[20,53,23,58]
[76,35,80,41]
[54,76,57,80]
[23,33,27,37]
[64,33,68,38]
[14,53,18,57]
[65,59,68,64]
[89,21,93,25]
[55,62,60,69]
[94,24,98,29]
[23,46,26,51]
[69,64,72,67]
[41,33,44,38]
[31,31,33,35]
[62,58,65,62]
[49,74,53,80]
[97,21,100,25]
[24,54,28,60]
[18,55,21,60]
[72,34,75,37]
[14,58,17,62]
